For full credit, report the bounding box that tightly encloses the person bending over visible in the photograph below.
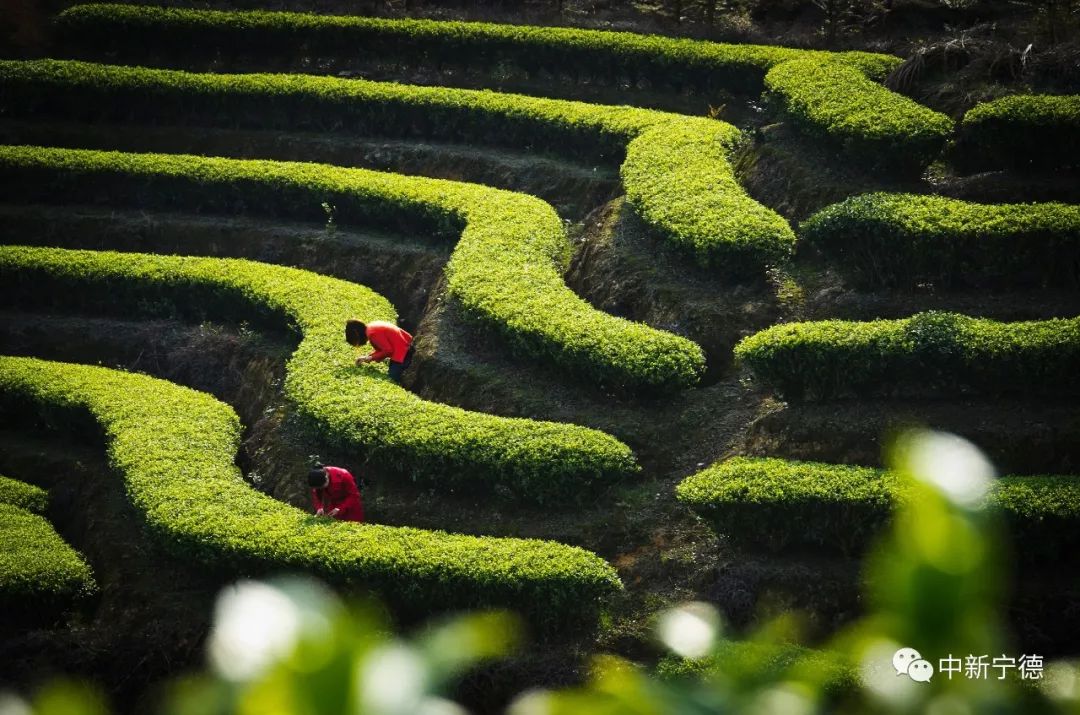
[308,465,364,522]
[345,319,414,384]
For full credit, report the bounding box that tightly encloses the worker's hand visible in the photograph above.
[329,508,341,517]
[355,355,372,365]
[315,508,324,517]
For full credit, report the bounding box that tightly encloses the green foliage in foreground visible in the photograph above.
[0,474,48,513]
[53,3,900,94]
[734,311,1080,401]
[676,456,1080,558]
[957,93,1080,172]
[0,245,637,503]
[0,59,795,276]
[0,503,96,604]
[657,640,860,696]
[801,193,1080,288]
[0,357,622,625]
[0,144,703,391]
[14,432,1080,713]
[764,58,953,173]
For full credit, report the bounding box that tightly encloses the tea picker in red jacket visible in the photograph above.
[345,319,415,384]
[308,465,364,522]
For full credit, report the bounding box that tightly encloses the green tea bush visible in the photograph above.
[0,474,48,513]
[0,144,703,391]
[956,94,1080,172]
[676,456,1080,558]
[0,504,96,604]
[49,6,921,181]
[52,4,900,95]
[800,193,1080,288]
[764,59,953,173]
[0,356,622,625]
[0,60,795,276]
[621,121,795,272]
[0,245,637,503]
[733,311,1080,400]
[0,475,96,605]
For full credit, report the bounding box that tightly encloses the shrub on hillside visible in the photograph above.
[0,244,638,503]
[676,456,1080,558]
[0,491,96,605]
[0,60,795,278]
[800,193,1080,288]
[764,58,953,173]
[0,474,48,513]
[0,144,704,391]
[734,311,1080,400]
[0,356,622,627]
[52,4,900,94]
[956,94,1080,172]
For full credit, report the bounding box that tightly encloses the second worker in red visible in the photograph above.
[345,319,415,384]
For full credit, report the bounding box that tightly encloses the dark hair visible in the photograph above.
[307,467,328,488]
[345,319,367,346]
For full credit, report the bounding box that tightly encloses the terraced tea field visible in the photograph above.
[0,3,1077,711]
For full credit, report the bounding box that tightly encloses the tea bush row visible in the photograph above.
[53,3,900,94]
[0,144,703,391]
[51,6,937,171]
[0,475,96,604]
[800,193,1080,289]
[0,357,622,625]
[734,311,1080,401]
[956,93,1080,172]
[0,59,795,276]
[0,474,48,513]
[676,457,1080,559]
[0,244,637,504]
[763,59,953,173]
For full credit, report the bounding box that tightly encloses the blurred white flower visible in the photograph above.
[359,642,429,715]
[506,690,553,715]
[1045,662,1080,702]
[745,684,815,715]
[656,602,721,658]
[415,697,471,715]
[0,693,31,715]
[906,431,994,507]
[207,580,301,682]
[860,639,920,706]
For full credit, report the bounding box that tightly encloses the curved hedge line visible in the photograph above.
[0,475,96,604]
[0,245,636,503]
[53,4,900,94]
[800,193,1080,288]
[0,356,622,625]
[49,6,926,179]
[764,59,953,173]
[734,311,1080,401]
[0,505,97,604]
[621,121,795,271]
[0,144,703,391]
[0,59,795,276]
[956,94,1080,172]
[0,474,48,513]
[676,456,1080,558]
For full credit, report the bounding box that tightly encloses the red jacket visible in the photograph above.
[366,321,413,363]
[311,466,364,522]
